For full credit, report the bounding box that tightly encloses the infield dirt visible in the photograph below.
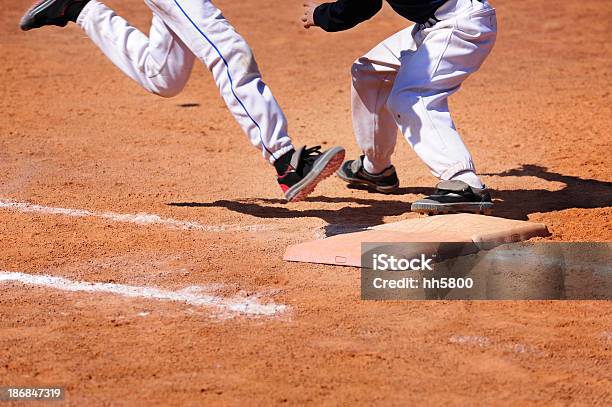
[1,0,611,405]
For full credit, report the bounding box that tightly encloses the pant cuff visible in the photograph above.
[269,144,295,165]
[76,0,101,27]
[440,161,476,180]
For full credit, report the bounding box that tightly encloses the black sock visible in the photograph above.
[66,0,91,22]
[274,149,295,176]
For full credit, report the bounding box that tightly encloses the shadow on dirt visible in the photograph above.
[169,165,611,226]
[168,188,431,233]
[483,165,612,220]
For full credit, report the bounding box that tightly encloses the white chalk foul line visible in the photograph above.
[0,199,268,232]
[0,271,288,317]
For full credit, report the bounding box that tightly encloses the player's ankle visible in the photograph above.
[450,170,484,189]
[274,149,296,176]
[362,156,390,175]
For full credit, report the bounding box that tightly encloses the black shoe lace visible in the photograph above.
[299,145,323,175]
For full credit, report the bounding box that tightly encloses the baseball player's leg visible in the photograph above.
[77,1,196,98]
[20,0,195,98]
[19,0,345,202]
[143,0,293,164]
[338,27,416,193]
[386,0,497,213]
[143,0,346,202]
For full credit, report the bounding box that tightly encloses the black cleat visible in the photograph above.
[336,155,399,194]
[411,180,493,215]
[277,146,345,202]
[20,0,89,31]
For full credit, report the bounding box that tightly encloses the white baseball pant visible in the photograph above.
[77,0,294,163]
[351,0,497,187]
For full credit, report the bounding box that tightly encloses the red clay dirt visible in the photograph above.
[1,0,611,405]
